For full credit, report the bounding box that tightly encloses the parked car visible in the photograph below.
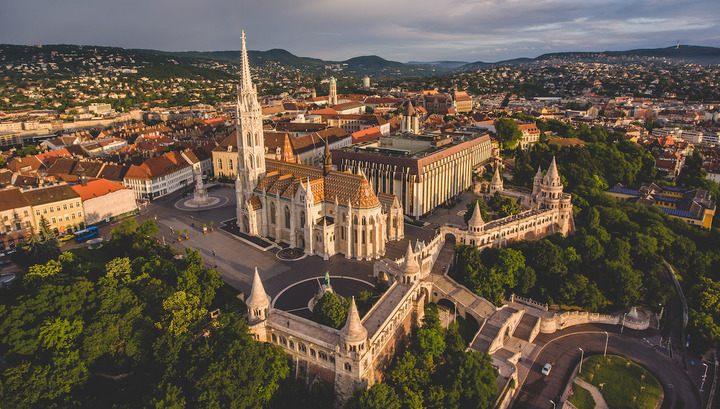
[542,363,552,376]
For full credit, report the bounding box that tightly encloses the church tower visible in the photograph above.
[328,77,338,106]
[401,101,420,134]
[236,31,266,228]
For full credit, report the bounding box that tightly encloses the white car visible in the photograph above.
[542,363,552,376]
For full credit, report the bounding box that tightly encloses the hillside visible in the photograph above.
[456,45,720,71]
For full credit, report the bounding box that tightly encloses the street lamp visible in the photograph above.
[212,250,216,268]
[701,362,709,392]
[604,331,609,357]
[621,312,628,334]
[579,348,584,373]
[550,400,556,409]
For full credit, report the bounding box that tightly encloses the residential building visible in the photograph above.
[605,183,716,228]
[0,188,34,251]
[123,151,193,200]
[22,183,85,234]
[72,178,138,225]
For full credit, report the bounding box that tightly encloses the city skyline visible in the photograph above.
[1,0,718,62]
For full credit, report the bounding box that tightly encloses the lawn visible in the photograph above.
[578,355,662,409]
[568,383,595,409]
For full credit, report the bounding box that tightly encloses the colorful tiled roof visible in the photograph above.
[257,159,382,209]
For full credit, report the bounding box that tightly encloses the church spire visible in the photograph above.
[341,297,367,343]
[240,30,253,91]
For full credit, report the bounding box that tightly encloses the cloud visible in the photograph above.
[0,0,718,62]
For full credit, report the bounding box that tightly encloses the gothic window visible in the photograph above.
[247,155,253,170]
[299,343,307,354]
[310,348,316,358]
[362,217,366,226]
[229,159,233,170]
[362,231,366,244]
[270,202,276,224]
[272,334,277,343]
[344,362,352,372]
[300,211,306,227]
[284,206,291,228]
[289,340,294,349]
[218,160,222,170]
[319,351,328,361]
[341,228,345,240]
[246,133,252,146]
[255,132,260,145]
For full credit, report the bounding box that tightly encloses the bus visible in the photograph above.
[74,226,99,242]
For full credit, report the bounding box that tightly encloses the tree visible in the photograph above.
[494,118,522,149]
[443,351,498,409]
[160,291,207,336]
[346,383,401,409]
[311,292,348,329]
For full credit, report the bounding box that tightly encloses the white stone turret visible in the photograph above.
[401,242,420,283]
[247,267,270,322]
[468,201,485,233]
[341,297,367,348]
[490,165,503,194]
[532,166,543,196]
[544,156,561,187]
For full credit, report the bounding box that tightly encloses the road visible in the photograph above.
[512,324,703,409]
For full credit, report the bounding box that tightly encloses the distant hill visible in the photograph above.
[407,61,468,70]
[456,45,720,71]
[2,43,718,80]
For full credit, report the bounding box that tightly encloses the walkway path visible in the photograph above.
[574,378,609,409]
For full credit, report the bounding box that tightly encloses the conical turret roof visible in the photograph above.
[468,201,485,227]
[246,267,270,310]
[404,242,420,274]
[341,297,367,343]
[534,166,543,179]
[491,166,502,185]
[405,101,416,116]
[545,156,560,183]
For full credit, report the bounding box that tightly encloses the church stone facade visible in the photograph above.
[234,33,403,260]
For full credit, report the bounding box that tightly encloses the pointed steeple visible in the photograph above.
[246,267,270,311]
[534,166,543,179]
[468,201,485,228]
[341,297,367,343]
[546,156,560,184]
[240,30,253,91]
[305,178,313,205]
[405,100,416,117]
[491,165,502,185]
[404,242,420,275]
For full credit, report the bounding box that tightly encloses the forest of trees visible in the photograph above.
[346,305,498,409]
[452,123,720,351]
[0,219,302,408]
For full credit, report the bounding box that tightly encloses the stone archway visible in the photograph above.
[297,232,305,249]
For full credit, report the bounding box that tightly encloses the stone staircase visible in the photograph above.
[513,313,540,343]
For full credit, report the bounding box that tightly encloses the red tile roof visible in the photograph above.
[72,178,128,201]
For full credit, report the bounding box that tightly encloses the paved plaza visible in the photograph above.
[140,187,441,312]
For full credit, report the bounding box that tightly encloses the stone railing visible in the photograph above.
[510,294,548,311]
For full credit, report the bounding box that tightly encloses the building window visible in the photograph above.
[23,210,28,217]
[36,209,40,216]
[270,202,276,224]
[229,160,233,170]
[77,212,82,218]
[299,343,307,354]
[284,206,290,229]
[56,206,61,212]
[63,204,67,210]
[344,362,352,372]
[51,217,56,224]
[272,334,277,343]
[310,348,316,358]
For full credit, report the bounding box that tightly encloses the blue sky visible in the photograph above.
[1,0,718,62]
